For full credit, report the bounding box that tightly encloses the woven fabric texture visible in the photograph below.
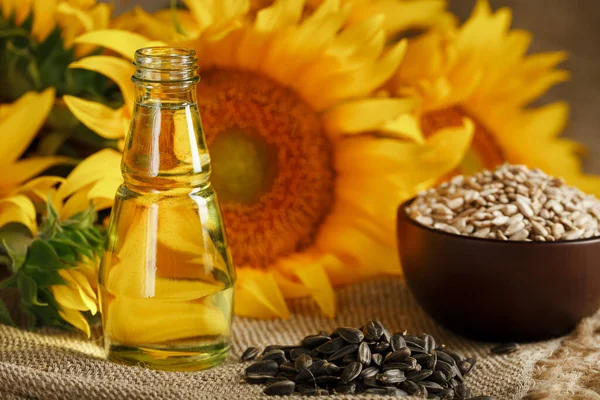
[0,278,597,400]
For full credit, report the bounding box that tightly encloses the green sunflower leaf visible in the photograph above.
[17,273,47,307]
[0,299,15,326]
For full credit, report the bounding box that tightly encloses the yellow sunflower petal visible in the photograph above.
[69,56,135,110]
[74,29,163,60]
[304,40,407,110]
[0,88,55,165]
[13,176,65,202]
[0,157,69,192]
[255,0,303,31]
[58,308,91,337]
[57,149,122,202]
[31,0,57,42]
[0,195,37,233]
[288,257,336,318]
[272,270,314,299]
[378,114,425,144]
[234,268,290,319]
[63,95,127,140]
[335,119,474,186]
[322,98,417,139]
[52,284,90,312]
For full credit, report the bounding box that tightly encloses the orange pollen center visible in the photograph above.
[421,107,505,170]
[197,69,335,268]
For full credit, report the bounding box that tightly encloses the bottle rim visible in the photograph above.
[133,46,198,83]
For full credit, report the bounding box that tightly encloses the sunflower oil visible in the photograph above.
[99,47,236,371]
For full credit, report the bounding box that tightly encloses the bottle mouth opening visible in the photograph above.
[133,46,198,83]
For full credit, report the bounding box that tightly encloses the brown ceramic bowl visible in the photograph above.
[397,198,600,342]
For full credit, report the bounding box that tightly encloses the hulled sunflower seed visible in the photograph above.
[406,164,600,241]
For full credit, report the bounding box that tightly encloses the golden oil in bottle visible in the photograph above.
[99,47,236,371]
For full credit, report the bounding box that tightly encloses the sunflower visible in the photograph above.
[66,0,474,318]
[0,0,110,49]
[390,0,600,195]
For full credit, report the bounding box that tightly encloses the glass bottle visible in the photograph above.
[99,47,236,371]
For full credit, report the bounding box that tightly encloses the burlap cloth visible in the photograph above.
[0,278,598,400]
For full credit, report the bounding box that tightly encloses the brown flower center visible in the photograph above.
[421,107,505,174]
[197,69,335,268]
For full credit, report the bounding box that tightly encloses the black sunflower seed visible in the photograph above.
[263,379,294,396]
[453,364,465,383]
[371,353,384,366]
[440,388,455,400]
[362,320,383,341]
[373,341,390,353]
[426,349,438,370]
[241,347,260,361]
[406,369,433,382]
[423,334,436,353]
[431,370,448,385]
[358,341,371,365]
[289,347,311,360]
[295,353,312,372]
[316,337,346,354]
[323,362,341,375]
[246,374,278,384]
[385,347,411,363]
[262,349,287,364]
[400,380,421,395]
[455,383,471,399]
[315,375,340,385]
[328,344,358,362]
[245,360,279,376]
[363,377,380,388]
[391,334,407,352]
[405,335,427,349]
[336,327,364,344]
[421,381,444,393]
[437,350,458,365]
[413,352,431,363]
[279,362,297,374]
[457,360,474,376]
[445,349,465,363]
[340,361,362,384]
[376,369,406,385]
[359,366,379,379]
[301,335,331,349]
[333,382,356,394]
[342,354,357,364]
[490,342,520,355]
[436,360,456,378]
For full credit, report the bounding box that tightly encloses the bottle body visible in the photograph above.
[99,49,235,371]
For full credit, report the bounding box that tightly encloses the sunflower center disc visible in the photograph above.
[421,107,505,173]
[198,69,335,268]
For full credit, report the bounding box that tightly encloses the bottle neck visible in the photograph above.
[122,47,209,189]
[133,79,199,108]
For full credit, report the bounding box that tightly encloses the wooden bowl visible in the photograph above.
[397,198,600,342]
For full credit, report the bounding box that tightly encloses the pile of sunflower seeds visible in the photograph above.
[407,164,600,241]
[242,320,488,398]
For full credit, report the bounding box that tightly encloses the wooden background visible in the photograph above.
[110,0,600,173]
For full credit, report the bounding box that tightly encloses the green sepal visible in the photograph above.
[17,273,46,307]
